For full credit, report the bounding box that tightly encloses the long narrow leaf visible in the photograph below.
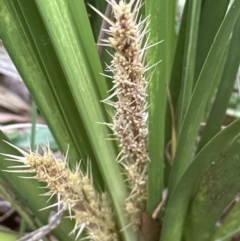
[197,15,240,151]
[210,201,240,241]
[176,0,202,130]
[68,0,110,102]
[13,0,103,182]
[160,118,240,241]
[34,1,136,240]
[194,0,230,83]
[168,0,240,193]
[183,138,240,240]
[145,0,176,216]
[164,1,189,174]
[0,0,97,176]
[169,0,189,112]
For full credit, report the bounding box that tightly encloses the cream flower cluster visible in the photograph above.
[2,143,118,241]
[94,0,150,230]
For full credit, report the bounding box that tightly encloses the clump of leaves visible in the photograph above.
[1,0,156,240]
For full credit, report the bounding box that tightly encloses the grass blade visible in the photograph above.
[35,1,136,239]
[145,0,176,216]
[176,0,202,129]
[160,118,240,241]
[169,0,189,112]
[0,0,98,176]
[194,0,230,83]
[183,137,240,240]
[197,15,240,151]
[210,201,240,241]
[168,0,240,193]
[68,0,110,102]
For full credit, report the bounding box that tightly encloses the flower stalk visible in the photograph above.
[91,0,150,230]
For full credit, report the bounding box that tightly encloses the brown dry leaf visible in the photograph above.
[0,112,32,123]
[141,211,161,241]
[0,74,30,104]
[0,85,30,114]
[0,42,31,115]
[0,43,21,81]
[232,234,240,241]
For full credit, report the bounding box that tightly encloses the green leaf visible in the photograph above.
[34,1,136,240]
[160,118,240,241]
[197,14,240,151]
[194,0,230,83]
[164,1,189,177]
[0,180,37,232]
[145,0,176,216]
[210,201,240,241]
[176,0,202,130]
[0,0,100,179]
[168,0,240,194]
[183,138,240,241]
[0,228,19,241]
[67,0,110,102]
[0,0,136,239]
[87,0,107,42]
[6,127,57,150]
[169,0,189,112]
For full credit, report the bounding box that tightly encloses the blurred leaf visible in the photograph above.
[0,228,19,241]
[6,127,57,150]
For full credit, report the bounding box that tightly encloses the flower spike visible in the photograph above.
[93,0,151,230]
